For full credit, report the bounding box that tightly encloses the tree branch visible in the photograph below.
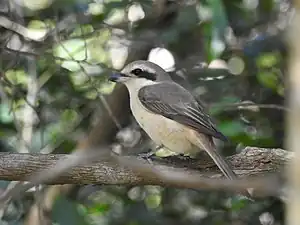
[0,147,289,188]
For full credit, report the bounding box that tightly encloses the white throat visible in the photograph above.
[123,78,156,97]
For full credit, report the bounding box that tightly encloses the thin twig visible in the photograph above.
[18,57,39,153]
[53,32,122,129]
[210,102,290,112]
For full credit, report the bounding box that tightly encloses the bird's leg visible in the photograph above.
[138,145,163,163]
[138,151,155,159]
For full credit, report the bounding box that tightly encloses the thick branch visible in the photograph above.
[0,147,290,186]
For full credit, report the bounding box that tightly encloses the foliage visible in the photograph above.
[0,0,287,224]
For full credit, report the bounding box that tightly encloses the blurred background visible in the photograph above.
[0,0,290,224]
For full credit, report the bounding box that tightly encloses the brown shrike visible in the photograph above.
[109,60,238,181]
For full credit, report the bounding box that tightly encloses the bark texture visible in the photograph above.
[0,147,290,186]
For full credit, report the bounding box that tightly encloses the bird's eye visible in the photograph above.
[131,68,143,75]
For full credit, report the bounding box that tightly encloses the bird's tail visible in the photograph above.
[188,131,237,180]
[188,130,252,199]
[202,141,237,180]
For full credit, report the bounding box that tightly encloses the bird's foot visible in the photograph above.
[138,151,155,164]
[138,145,163,164]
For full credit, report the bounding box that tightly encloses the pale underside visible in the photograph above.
[124,78,208,156]
[121,76,239,182]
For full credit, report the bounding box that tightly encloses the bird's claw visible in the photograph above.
[138,145,163,164]
[138,151,155,164]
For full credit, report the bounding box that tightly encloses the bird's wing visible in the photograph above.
[138,82,227,141]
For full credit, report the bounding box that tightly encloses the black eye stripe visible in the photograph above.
[130,68,156,81]
[131,68,142,75]
[140,72,156,81]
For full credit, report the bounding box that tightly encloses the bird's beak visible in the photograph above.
[108,73,128,82]
[108,73,121,82]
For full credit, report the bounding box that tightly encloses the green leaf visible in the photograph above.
[54,39,89,59]
[220,96,241,104]
[218,121,244,137]
[229,197,249,212]
[259,0,274,13]
[98,81,116,94]
[27,20,47,29]
[144,194,161,209]
[5,69,28,86]
[61,109,79,124]
[0,103,13,124]
[53,39,92,71]
[277,84,285,96]
[257,71,279,90]
[256,52,280,68]
[201,22,213,61]
[87,2,105,15]
[70,25,94,37]
[209,96,240,115]
[86,202,111,214]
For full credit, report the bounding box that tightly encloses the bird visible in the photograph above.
[108,60,238,181]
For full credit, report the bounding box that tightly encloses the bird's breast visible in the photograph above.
[129,92,194,154]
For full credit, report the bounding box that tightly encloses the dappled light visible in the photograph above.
[0,0,295,225]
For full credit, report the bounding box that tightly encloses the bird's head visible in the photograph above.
[109,60,172,83]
